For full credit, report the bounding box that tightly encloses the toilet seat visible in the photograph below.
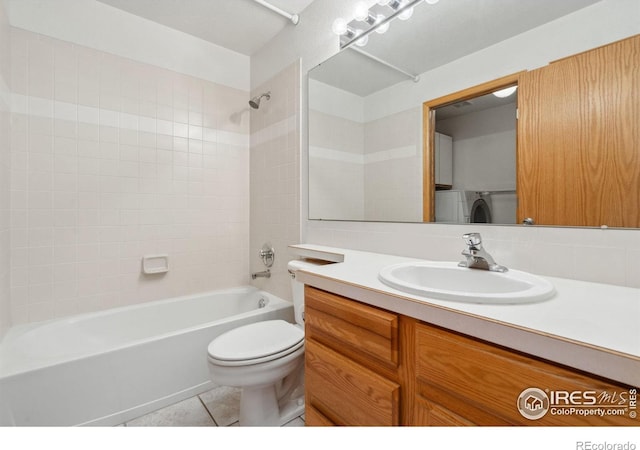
[207,320,304,366]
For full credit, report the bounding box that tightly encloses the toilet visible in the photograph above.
[206,259,314,426]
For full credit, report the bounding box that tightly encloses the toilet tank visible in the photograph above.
[287,259,325,326]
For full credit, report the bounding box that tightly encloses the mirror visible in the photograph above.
[308,0,638,227]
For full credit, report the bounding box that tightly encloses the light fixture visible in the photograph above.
[424,0,439,4]
[354,29,369,47]
[354,2,370,21]
[493,86,518,98]
[398,3,414,20]
[375,14,390,33]
[333,0,424,49]
[331,18,348,35]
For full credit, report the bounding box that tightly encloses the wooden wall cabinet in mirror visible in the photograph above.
[518,34,640,228]
[423,34,640,227]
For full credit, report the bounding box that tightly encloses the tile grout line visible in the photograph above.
[197,393,220,427]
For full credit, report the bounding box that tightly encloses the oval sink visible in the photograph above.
[378,261,555,304]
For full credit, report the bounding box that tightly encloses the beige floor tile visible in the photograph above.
[126,397,215,427]
[283,417,305,427]
[199,386,241,426]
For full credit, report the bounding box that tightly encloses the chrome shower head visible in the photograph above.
[249,91,271,109]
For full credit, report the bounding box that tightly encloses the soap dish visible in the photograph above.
[142,254,169,274]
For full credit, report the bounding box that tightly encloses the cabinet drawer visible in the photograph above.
[305,339,400,426]
[413,395,475,426]
[305,286,398,367]
[415,323,636,426]
[305,405,336,426]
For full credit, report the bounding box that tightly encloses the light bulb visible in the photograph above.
[493,86,518,98]
[425,0,439,4]
[354,2,369,21]
[354,29,369,47]
[375,14,389,33]
[331,18,348,35]
[398,6,414,20]
[378,0,391,5]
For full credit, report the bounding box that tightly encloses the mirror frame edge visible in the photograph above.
[422,71,525,223]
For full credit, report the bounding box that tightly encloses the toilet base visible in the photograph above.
[239,385,305,426]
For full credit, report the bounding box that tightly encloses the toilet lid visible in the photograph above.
[207,320,304,362]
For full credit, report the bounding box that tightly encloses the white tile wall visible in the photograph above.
[9,28,250,324]
[0,1,11,338]
[249,61,301,301]
[363,107,422,222]
[306,220,640,288]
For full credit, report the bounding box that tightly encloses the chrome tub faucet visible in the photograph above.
[458,233,508,273]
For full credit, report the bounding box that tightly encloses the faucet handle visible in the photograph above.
[462,232,482,249]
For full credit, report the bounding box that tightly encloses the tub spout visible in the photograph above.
[251,269,271,279]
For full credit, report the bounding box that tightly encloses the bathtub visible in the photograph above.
[0,286,294,426]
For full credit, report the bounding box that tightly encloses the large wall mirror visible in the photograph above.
[308,0,640,228]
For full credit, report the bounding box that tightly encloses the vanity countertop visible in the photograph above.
[290,244,640,387]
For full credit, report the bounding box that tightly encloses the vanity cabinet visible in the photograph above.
[304,286,407,425]
[304,286,636,426]
[413,322,636,426]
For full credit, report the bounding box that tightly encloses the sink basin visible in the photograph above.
[378,261,555,304]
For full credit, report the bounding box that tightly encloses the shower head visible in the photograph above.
[249,91,271,109]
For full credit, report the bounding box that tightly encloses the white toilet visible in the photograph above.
[206,259,314,426]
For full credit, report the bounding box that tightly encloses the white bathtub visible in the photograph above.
[0,286,294,426]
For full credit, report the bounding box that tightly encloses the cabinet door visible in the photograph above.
[305,340,400,426]
[435,133,453,187]
[415,323,637,426]
[518,34,640,227]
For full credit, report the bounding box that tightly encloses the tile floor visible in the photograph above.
[120,386,305,427]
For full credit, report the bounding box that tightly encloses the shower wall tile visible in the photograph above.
[249,60,301,302]
[0,1,10,338]
[8,28,250,324]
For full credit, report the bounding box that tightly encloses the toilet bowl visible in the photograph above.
[206,259,316,426]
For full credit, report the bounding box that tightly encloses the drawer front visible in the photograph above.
[305,405,336,426]
[306,339,400,426]
[305,286,399,367]
[415,323,637,426]
[413,395,475,426]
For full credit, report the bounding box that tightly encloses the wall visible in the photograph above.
[437,103,516,192]
[252,0,640,289]
[249,61,301,301]
[7,4,251,324]
[0,0,11,338]
[309,109,364,220]
[308,78,421,221]
[364,107,422,222]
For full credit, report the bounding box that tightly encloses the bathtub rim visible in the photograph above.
[0,286,292,379]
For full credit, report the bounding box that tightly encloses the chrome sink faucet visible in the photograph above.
[458,233,508,273]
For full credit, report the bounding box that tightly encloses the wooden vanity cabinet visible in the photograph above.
[413,322,636,426]
[305,286,636,426]
[304,286,415,425]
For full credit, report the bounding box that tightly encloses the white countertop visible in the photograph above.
[291,245,640,387]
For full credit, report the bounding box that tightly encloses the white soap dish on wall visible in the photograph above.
[142,254,169,274]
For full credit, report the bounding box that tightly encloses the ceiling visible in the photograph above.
[310,0,601,96]
[96,0,601,95]
[96,0,316,55]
